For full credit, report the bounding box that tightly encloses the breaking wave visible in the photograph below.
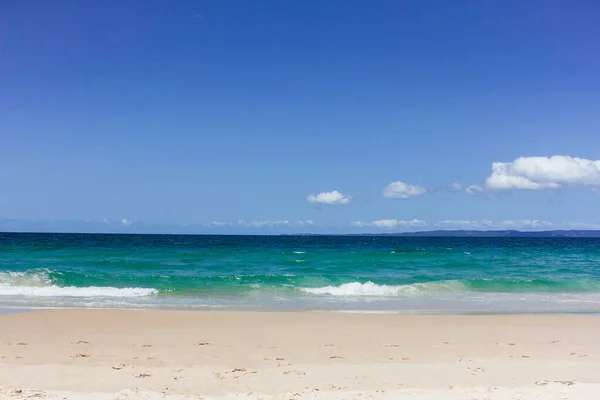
[0,270,158,298]
[301,281,465,296]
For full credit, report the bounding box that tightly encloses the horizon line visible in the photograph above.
[2,229,600,237]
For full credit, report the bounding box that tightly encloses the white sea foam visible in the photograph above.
[293,251,305,254]
[0,270,157,297]
[301,281,466,297]
[0,285,158,297]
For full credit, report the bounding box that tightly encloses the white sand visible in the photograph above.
[1,310,599,399]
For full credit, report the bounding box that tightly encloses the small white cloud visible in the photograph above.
[121,218,132,226]
[466,185,486,195]
[102,218,110,224]
[372,219,400,229]
[238,220,278,228]
[352,219,426,229]
[485,156,600,190]
[306,190,350,205]
[399,219,426,227]
[383,181,426,199]
[236,220,311,228]
[350,221,367,227]
[435,220,494,229]
[210,221,232,227]
[451,182,462,191]
[499,220,555,230]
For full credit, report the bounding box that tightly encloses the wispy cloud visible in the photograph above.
[434,219,561,231]
[383,181,426,199]
[499,220,556,230]
[351,219,427,229]
[466,185,486,195]
[435,220,494,229]
[0,218,598,234]
[209,221,232,227]
[236,220,313,228]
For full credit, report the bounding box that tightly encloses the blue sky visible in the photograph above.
[1,1,600,233]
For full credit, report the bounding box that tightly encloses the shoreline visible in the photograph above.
[1,310,599,399]
[0,306,600,317]
[3,305,600,316]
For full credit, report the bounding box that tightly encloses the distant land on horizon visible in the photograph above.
[298,230,600,238]
[2,230,600,238]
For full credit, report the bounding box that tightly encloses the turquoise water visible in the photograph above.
[1,233,600,313]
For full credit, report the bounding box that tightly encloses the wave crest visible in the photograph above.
[0,269,158,298]
[0,269,54,286]
[301,281,465,297]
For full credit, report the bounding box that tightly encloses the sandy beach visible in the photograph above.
[0,310,599,399]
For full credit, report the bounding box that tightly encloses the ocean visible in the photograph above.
[1,232,600,314]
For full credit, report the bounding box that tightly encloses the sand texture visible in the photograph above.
[1,310,599,399]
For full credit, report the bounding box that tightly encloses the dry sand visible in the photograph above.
[1,310,599,399]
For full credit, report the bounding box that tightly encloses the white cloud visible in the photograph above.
[485,156,600,190]
[499,220,556,230]
[351,218,571,231]
[372,219,401,229]
[434,219,557,231]
[238,220,288,228]
[204,220,315,229]
[466,185,486,195]
[383,181,426,199]
[350,221,367,227]
[236,220,312,228]
[435,220,494,229]
[306,190,350,205]
[120,218,132,226]
[210,221,232,227]
[402,219,427,227]
[451,182,462,191]
[352,219,426,229]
